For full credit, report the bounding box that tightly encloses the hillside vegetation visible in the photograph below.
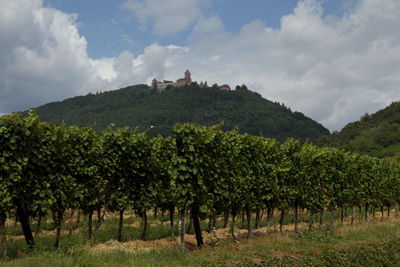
[32,84,329,141]
[1,113,399,252]
[2,105,399,266]
[318,101,400,159]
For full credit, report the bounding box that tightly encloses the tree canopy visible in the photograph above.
[31,84,329,142]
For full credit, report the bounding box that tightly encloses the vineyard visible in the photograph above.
[1,111,400,259]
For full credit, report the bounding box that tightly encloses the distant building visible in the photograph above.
[152,79,173,92]
[151,70,230,92]
[175,70,192,87]
[219,84,231,91]
[199,81,208,88]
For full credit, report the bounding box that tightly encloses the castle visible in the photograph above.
[175,69,192,87]
[151,70,230,92]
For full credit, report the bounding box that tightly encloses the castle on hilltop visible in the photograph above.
[151,70,230,92]
[175,69,192,87]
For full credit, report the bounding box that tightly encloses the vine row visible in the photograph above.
[1,111,399,250]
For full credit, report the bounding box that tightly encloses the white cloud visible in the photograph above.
[192,15,224,35]
[121,0,211,35]
[1,0,400,132]
[161,0,400,131]
[0,0,92,112]
[121,34,135,45]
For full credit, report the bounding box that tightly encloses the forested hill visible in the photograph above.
[317,101,400,159]
[31,84,329,141]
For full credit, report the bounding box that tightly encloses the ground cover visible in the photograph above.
[1,209,399,266]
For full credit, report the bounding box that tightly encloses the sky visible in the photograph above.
[1,0,400,131]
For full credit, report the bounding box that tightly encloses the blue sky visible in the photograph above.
[1,0,400,131]
[43,0,351,58]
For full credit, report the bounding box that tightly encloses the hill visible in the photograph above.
[317,101,400,159]
[31,83,329,141]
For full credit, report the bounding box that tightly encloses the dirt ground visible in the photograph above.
[6,208,400,254]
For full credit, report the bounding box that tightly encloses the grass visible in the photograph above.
[1,209,400,266]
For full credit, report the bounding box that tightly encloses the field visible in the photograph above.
[1,209,400,266]
[2,116,400,266]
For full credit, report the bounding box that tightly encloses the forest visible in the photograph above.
[31,84,329,142]
[318,101,400,160]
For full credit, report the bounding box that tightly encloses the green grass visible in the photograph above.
[1,211,400,266]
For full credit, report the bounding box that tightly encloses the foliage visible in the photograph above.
[317,101,400,159]
[1,112,400,250]
[30,84,329,142]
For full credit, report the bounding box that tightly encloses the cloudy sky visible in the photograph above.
[1,0,400,131]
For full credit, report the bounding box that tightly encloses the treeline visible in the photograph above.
[317,101,400,159]
[33,84,329,142]
[1,111,400,254]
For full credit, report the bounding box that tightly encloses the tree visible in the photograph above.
[171,123,228,247]
[151,136,177,236]
[0,169,13,258]
[279,138,303,232]
[46,124,83,248]
[236,134,275,238]
[73,127,105,240]
[299,144,325,226]
[101,127,151,241]
[101,127,135,241]
[129,133,153,241]
[0,111,51,249]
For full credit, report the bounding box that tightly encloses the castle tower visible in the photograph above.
[175,69,193,87]
[184,70,191,82]
[151,78,158,90]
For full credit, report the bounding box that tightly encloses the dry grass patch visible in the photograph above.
[88,237,178,254]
